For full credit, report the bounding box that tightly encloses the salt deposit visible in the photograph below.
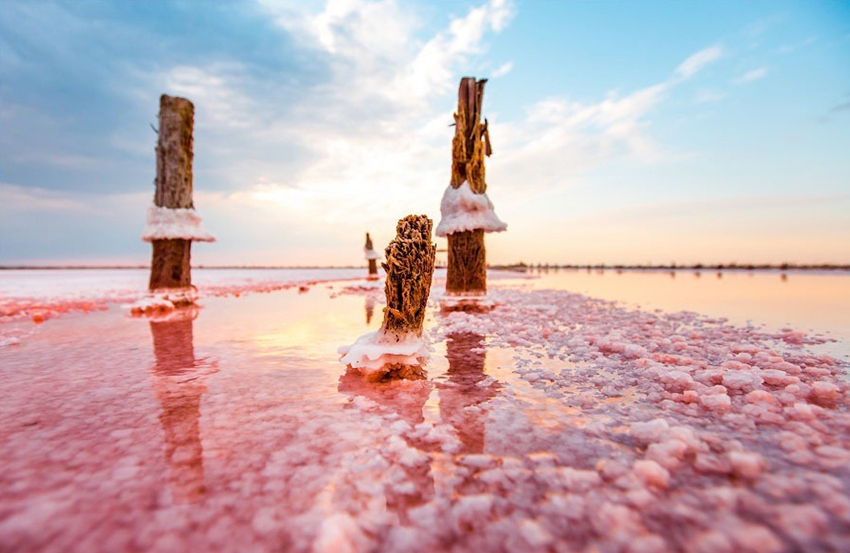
[435,182,507,237]
[1,270,848,552]
[141,205,215,242]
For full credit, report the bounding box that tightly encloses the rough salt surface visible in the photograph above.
[1,273,848,553]
[434,181,507,237]
[141,205,216,242]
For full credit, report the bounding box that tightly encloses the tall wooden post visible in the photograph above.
[149,95,195,292]
[445,77,495,295]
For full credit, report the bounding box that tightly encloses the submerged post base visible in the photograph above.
[439,292,496,313]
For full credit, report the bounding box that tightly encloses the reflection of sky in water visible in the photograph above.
[1,270,849,552]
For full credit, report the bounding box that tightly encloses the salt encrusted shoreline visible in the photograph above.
[435,182,507,237]
[141,205,216,243]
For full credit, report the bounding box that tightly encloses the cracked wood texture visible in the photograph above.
[149,95,195,291]
[381,215,436,335]
[447,77,490,294]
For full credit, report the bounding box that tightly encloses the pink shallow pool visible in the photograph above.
[1,269,849,552]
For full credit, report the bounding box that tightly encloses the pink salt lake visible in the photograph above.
[1,268,849,553]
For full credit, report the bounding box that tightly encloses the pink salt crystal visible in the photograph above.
[721,371,763,393]
[659,370,694,392]
[625,489,655,508]
[759,369,799,387]
[730,523,783,553]
[592,503,644,544]
[788,402,815,421]
[701,393,731,413]
[728,451,766,479]
[519,519,553,548]
[313,514,361,553]
[693,453,732,475]
[775,504,829,541]
[744,390,775,404]
[631,459,670,488]
[646,440,688,470]
[558,468,601,492]
[627,534,667,553]
[596,459,629,482]
[630,419,669,445]
[690,530,733,553]
[681,390,699,403]
[809,381,840,404]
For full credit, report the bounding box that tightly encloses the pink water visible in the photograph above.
[1,269,849,552]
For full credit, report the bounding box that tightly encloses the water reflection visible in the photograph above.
[439,333,501,454]
[148,308,208,504]
[338,371,435,522]
[365,296,375,325]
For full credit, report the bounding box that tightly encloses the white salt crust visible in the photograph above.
[141,205,216,242]
[435,181,507,237]
[338,329,430,377]
[364,248,382,261]
[124,287,198,316]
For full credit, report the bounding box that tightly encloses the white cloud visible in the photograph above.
[674,45,723,80]
[734,67,768,84]
[492,61,513,78]
[694,89,727,104]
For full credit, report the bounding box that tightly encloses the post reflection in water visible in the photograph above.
[338,371,435,524]
[365,295,375,325]
[439,332,501,455]
[148,308,209,504]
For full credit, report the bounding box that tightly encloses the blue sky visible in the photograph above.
[1,0,848,266]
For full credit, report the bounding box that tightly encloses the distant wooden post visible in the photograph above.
[441,77,504,295]
[365,232,379,278]
[144,94,214,298]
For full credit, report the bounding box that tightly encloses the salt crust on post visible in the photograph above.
[142,205,216,243]
[435,181,507,238]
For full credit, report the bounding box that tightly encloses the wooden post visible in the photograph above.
[381,215,436,336]
[365,232,378,277]
[149,95,195,292]
[446,77,491,295]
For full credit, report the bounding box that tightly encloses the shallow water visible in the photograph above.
[1,269,849,552]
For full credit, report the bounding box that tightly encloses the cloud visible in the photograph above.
[492,61,513,78]
[734,67,768,84]
[674,45,723,80]
[694,89,727,104]
[830,101,850,114]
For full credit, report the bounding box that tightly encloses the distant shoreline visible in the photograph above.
[1,263,848,271]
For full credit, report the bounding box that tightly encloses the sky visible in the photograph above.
[1,0,849,267]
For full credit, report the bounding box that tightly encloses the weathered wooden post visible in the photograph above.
[340,215,437,381]
[436,77,506,309]
[364,232,380,279]
[142,94,214,304]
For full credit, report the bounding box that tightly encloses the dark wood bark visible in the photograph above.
[150,94,195,291]
[446,229,486,294]
[381,215,436,334]
[149,239,192,290]
[450,77,490,194]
